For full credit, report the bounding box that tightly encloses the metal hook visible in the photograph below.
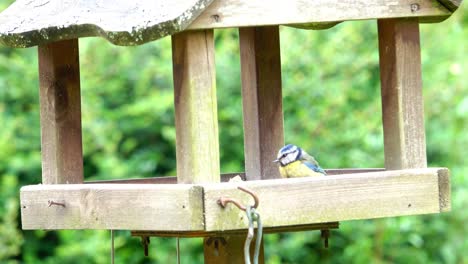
[238,186,259,209]
[217,186,259,211]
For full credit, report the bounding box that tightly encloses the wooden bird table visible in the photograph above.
[0,0,461,263]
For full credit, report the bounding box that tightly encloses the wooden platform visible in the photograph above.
[20,168,450,232]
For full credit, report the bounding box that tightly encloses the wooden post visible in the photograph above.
[239,26,284,180]
[38,39,83,184]
[378,18,427,170]
[234,25,284,264]
[172,30,220,184]
[172,30,229,262]
[204,236,264,263]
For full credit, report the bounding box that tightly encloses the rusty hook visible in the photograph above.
[237,186,259,209]
[217,186,259,211]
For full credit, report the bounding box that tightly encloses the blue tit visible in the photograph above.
[274,144,326,178]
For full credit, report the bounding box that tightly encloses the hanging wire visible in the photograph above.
[111,230,115,264]
[252,208,263,264]
[244,206,255,264]
[244,206,263,264]
[176,237,180,264]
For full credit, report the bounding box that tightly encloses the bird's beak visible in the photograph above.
[273,159,279,163]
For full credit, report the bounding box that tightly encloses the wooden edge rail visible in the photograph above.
[20,184,205,230]
[20,168,449,231]
[84,169,384,184]
[188,0,456,31]
[131,222,339,238]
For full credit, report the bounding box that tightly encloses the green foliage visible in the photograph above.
[0,3,467,263]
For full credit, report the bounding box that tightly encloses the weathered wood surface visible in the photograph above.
[21,168,449,231]
[171,29,230,262]
[0,0,214,47]
[172,30,220,184]
[20,184,204,230]
[39,39,83,184]
[203,168,449,231]
[240,26,284,180]
[189,0,457,30]
[378,18,427,170]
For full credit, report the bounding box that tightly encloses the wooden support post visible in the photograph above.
[378,18,427,170]
[38,39,83,184]
[237,25,284,264]
[172,30,220,184]
[204,236,264,263]
[172,30,228,263]
[239,26,284,180]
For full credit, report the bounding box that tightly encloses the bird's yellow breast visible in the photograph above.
[279,161,324,178]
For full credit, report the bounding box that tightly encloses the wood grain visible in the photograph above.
[203,168,447,231]
[172,30,220,184]
[20,184,204,230]
[172,29,228,262]
[378,18,427,170]
[189,0,452,30]
[239,26,284,180]
[20,168,448,230]
[39,39,83,184]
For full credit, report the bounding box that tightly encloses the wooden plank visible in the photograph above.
[39,39,83,184]
[203,168,447,231]
[132,222,339,237]
[20,184,204,230]
[0,0,214,47]
[378,18,427,170]
[20,168,448,231]
[172,30,220,184]
[189,0,452,30]
[239,26,284,180]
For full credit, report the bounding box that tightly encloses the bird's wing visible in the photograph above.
[301,152,319,165]
[302,160,326,175]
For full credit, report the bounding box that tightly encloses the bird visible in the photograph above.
[274,144,326,178]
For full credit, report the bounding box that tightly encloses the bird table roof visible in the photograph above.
[0,0,213,47]
[0,0,463,48]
